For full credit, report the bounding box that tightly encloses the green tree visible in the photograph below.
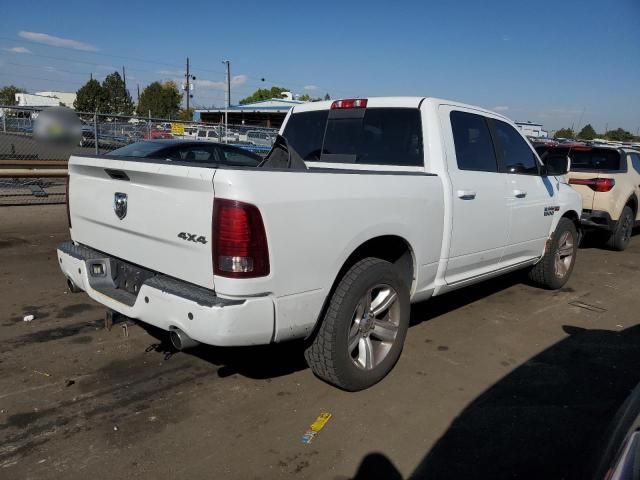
[324,93,331,101]
[137,81,182,118]
[577,124,596,140]
[0,85,26,106]
[554,128,575,139]
[74,78,106,113]
[298,94,312,101]
[239,86,288,105]
[605,128,633,142]
[178,108,194,121]
[102,72,134,115]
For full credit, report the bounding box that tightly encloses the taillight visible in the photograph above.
[213,198,269,278]
[569,178,615,192]
[66,175,72,228]
[330,98,368,109]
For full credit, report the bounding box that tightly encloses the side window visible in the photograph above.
[493,120,539,175]
[630,153,640,174]
[219,147,260,167]
[167,146,216,162]
[450,111,498,172]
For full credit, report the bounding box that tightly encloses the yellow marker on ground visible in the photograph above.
[302,412,332,444]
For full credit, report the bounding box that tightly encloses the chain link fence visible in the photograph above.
[0,105,279,206]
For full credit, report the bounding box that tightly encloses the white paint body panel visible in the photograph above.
[63,96,582,346]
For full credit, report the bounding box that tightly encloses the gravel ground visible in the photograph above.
[1,205,640,480]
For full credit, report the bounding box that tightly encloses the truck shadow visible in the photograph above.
[349,323,640,480]
[139,272,527,381]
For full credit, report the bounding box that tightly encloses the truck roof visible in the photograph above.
[290,96,511,122]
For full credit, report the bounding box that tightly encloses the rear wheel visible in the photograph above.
[605,206,634,251]
[304,258,410,391]
[528,217,578,289]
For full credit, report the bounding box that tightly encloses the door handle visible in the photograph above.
[513,190,527,198]
[457,190,477,200]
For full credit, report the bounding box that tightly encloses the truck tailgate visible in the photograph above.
[68,156,216,290]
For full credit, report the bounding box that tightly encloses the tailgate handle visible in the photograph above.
[105,169,130,181]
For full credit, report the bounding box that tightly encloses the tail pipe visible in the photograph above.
[169,329,200,351]
[67,278,82,293]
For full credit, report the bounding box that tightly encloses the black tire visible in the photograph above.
[528,217,578,290]
[304,258,410,391]
[605,206,634,251]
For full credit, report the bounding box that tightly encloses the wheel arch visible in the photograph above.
[625,194,638,216]
[306,235,415,341]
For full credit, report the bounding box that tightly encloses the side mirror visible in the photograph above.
[544,154,570,176]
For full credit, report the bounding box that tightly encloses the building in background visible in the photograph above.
[14,91,77,109]
[515,121,548,138]
[35,91,77,108]
[15,93,60,108]
[194,98,304,128]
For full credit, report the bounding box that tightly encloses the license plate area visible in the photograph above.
[86,257,156,305]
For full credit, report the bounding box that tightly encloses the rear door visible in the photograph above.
[68,156,216,289]
[440,107,510,284]
[492,119,555,263]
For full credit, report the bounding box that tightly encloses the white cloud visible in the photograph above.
[43,66,56,72]
[492,105,509,112]
[3,46,32,54]
[195,74,248,90]
[502,34,511,42]
[304,85,318,91]
[157,69,182,76]
[18,31,97,52]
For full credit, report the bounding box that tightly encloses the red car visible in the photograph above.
[143,130,173,140]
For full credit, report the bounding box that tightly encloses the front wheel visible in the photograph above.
[304,258,410,391]
[528,217,578,289]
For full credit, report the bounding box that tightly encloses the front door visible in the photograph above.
[492,119,555,263]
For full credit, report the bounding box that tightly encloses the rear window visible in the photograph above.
[106,141,163,158]
[541,147,623,172]
[283,108,423,166]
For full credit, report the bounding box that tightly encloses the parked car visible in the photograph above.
[537,145,640,251]
[58,97,581,391]
[196,127,239,143]
[105,139,262,167]
[246,130,277,146]
[143,129,173,140]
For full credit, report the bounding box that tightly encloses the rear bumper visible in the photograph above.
[581,209,616,231]
[56,241,275,346]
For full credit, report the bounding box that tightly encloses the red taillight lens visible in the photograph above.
[213,198,269,278]
[66,176,72,228]
[569,178,615,192]
[330,98,368,109]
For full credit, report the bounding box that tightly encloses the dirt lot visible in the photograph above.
[1,205,640,480]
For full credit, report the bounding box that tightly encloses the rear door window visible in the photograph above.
[283,108,423,166]
[283,110,329,161]
[493,120,539,174]
[450,111,498,172]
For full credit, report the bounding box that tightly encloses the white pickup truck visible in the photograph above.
[58,97,582,391]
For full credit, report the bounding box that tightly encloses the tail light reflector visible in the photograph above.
[330,98,368,109]
[213,199,269,278]
[569,178,615,192]
[66,176,72,228]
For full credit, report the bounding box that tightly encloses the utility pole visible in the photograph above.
[222,59,230,141]
[185,57,190,111]
[137,84,140,104]
[184,57,196,112]
[122,66,126,91]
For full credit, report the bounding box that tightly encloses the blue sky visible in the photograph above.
[0,0,638,133]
